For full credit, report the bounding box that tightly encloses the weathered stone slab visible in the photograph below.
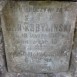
[1,1,77,73]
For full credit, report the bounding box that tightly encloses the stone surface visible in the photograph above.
[0,0,8,75]
[2,72,72,77]
[1,1,77,73]
[71,18,77,77]
[0,17,6,76]
[0,0,77,77]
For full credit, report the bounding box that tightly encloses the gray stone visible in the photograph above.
[0,17,6,76]
[0,0,7,74]
[0,28,6,76]
[55,72,72,77]
[4,73,48,77]
[3,72,73,77]
[71,18,77,77]
[1,1,77,73]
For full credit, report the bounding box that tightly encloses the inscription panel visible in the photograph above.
[1,1,77,73]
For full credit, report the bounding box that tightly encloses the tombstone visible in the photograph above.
[1,1,77,73]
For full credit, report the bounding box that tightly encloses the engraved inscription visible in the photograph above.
[2,1,76,73]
